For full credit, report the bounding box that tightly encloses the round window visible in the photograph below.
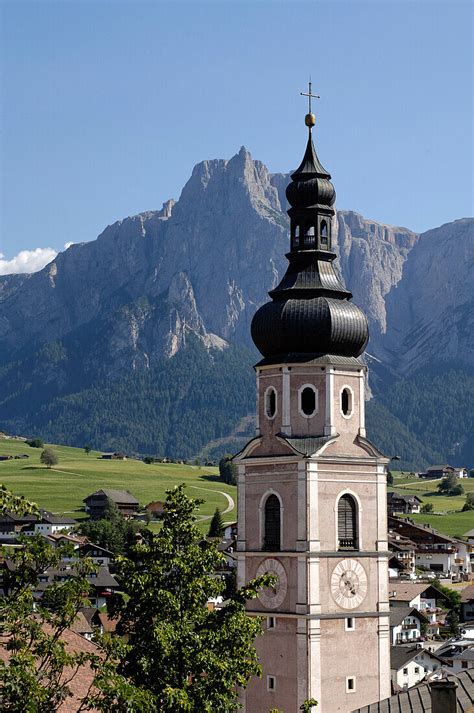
[301,386,317,416]
[265,388,277,419]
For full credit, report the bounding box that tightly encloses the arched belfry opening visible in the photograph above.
[320,219,328,248]
[263,494,281,551]
[337,494,358,550]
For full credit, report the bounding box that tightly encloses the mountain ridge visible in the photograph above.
[0,146,472,467]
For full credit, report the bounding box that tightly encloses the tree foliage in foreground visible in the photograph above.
[0,524,153,710]
[109,485,274,712]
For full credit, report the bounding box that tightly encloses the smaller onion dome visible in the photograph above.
[285,133,336,210]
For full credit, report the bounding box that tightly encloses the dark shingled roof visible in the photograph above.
[83,489,139,505]
[389,607,428,628]
[352,668,474,712]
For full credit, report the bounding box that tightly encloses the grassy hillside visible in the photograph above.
[0,437,236,528]
[390,473,474,538]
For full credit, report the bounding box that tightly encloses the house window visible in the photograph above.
[403,668,408,675]
[338,495,358,550]
[267,616,276,629]
[267,675,276,691]
[462,661,468,669]
[341,387,353,417]
[345,617,355,631]
[414,667,419,674]
[263,494,281,551]
[299,385,318,417]
[346,677,356,693]
[265,387,277,419]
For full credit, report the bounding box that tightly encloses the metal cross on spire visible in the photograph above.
[300,79,320,114]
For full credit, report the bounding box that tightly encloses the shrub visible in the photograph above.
[26,438,44,448]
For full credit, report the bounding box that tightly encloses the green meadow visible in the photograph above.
[0,438,236,528]
[390,473,474,538]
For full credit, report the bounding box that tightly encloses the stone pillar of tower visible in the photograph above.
[235,104,391,713]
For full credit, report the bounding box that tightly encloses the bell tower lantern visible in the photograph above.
[235,89,391,713]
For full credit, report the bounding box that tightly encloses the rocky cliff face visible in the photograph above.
[0,146,472,459]
[381,218,474,374]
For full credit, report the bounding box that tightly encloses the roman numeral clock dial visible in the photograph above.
[331,559,367,609]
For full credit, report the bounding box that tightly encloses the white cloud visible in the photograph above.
[0,247,58,276]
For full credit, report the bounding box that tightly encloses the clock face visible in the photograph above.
[331,559,367,609]
[256,558,288,609]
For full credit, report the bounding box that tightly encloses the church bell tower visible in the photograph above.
[235,92,391,713]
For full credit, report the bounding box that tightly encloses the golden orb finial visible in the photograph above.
[305,113,316,128]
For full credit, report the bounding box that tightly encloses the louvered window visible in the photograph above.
[338,495,357,550]
[264,495,281,551]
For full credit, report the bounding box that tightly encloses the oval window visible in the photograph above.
[265,388,277,419]
[341,388,353,417]
[301,386,316,416]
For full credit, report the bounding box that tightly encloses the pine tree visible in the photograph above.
[208,508,224,538]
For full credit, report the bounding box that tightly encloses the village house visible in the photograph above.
[33,565,120,609]
[390,607,429,645]
[390,646,446,690]
[83,488,139,519]
[0,511,38,542]
[387,492,422,515]
[145,500,166,520]
[461,585,474,623]
[437,645,474,673]
[389,516,472,576]
[388,530,417,577]
[436,631,474,673]
[388,555,408,578]
[100,451,127,460]
[27,511,77,536]
[418,464,467,479]
[0,510,76,542]
[389,582,449,638]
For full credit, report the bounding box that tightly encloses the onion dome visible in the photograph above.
[251,112,368,361]
[285,132,336,210]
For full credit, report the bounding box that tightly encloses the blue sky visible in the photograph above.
[0,0,472,271]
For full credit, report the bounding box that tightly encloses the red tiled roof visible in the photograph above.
[0,626,100,711]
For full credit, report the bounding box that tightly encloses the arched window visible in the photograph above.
[320,220,328,247]
[264,494,281,550]
[341,387,353,417]
[265,387,277,419]
[338,495,358,550]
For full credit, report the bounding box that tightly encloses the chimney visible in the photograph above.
[430,679,457,713]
